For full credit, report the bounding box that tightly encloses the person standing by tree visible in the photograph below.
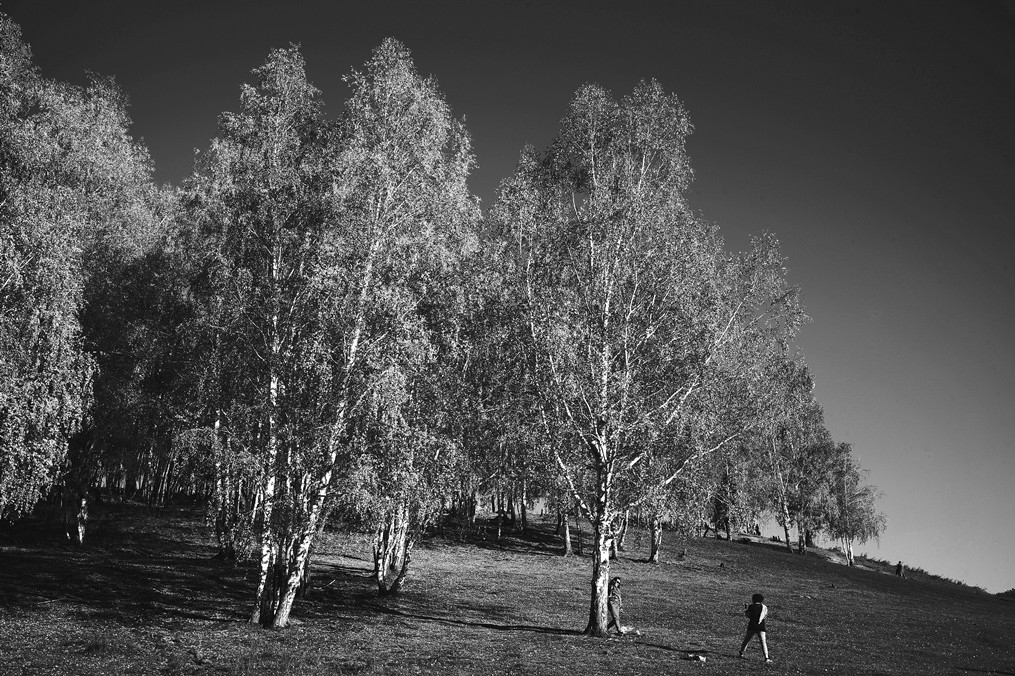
[739,593,772,662]
[606,577,625,635]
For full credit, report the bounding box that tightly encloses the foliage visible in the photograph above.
[0,13,157,518]
[329,37,480,594]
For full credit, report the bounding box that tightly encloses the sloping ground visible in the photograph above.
[0,505,1012,675]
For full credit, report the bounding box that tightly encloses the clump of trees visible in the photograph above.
[177,39,479,628]
[1,15,161,526]
[0,10,886,634]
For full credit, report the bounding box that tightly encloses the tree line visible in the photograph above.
[0,14,885,635]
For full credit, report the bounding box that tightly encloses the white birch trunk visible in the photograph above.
[250,365,280,625]
[584,461,612,637]
[584,518,612,637]
[272,459,339,627]
[373,503,413,596]
[768,436,794,553]
[648,514,662,564]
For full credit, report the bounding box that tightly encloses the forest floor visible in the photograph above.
[1,502,1013,675]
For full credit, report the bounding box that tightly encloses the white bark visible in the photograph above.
[584,519,612,636]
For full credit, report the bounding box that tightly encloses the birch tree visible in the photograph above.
[330,37,479,597]
[826,444,886,565]
[492,80,804,635]
[190,38,477,624]
[187,45,339,627]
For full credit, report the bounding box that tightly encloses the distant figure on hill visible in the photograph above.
[895,561,906,578]
[738,593,772,663]
[493,511,505,543]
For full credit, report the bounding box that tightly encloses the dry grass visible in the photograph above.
[1,503,1013,675]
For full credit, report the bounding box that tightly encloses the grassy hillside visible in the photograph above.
[1,503,1012,675]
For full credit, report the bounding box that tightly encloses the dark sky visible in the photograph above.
[5,0,1014,592]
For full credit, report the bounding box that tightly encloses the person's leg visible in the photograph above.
[607,601,620,633]
[739,631,754,656]
[758,631,770,661]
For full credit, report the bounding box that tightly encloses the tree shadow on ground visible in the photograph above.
[293,560,386,623]
[296,553,581,637]
[1,507,583,635]
[424,521,568,558]
[635,640,714,658]
[0,505,253,629]
[368,604,582,637]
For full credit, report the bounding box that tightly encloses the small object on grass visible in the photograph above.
[683,654,706,662]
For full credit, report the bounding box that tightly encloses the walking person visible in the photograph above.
[739,593,772,662]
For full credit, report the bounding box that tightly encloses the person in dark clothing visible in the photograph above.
[607,576,626,635]
[739,593,771,662]
[895,561,906,578]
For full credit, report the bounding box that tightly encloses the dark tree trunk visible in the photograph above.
[519,479,528,532]
[436,497,447,536]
